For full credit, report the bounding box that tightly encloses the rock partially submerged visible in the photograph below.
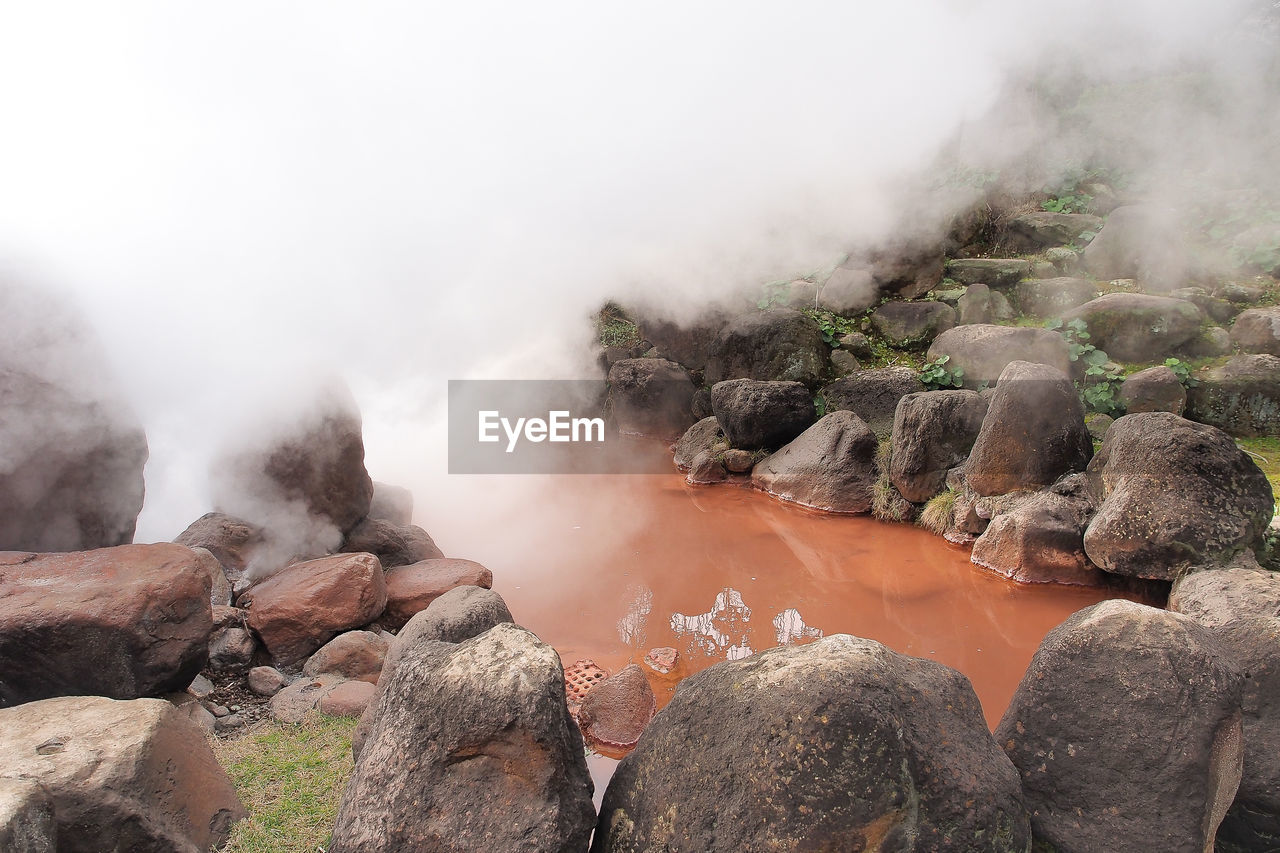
[607,358,696,440]
[971,478,1100,585]
[577,664,657,752]
[889,389,988,504]
[672,416,725,470]
[710,379,815,451]
[751,411,879,514]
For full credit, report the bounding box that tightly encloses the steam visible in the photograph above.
[0,2,1275,547]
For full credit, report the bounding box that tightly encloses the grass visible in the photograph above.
[918,489,958,535]
[1238,436,1280,506]
[212,714,358,853]
[870,439,914,522]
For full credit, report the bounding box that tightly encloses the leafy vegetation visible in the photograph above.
[596,305,640,349]
[1045,318,1127,416]
[919,355,965,390]
[1162,357,1198,389]
[1041,193,1093,215]
[800,307,861,348]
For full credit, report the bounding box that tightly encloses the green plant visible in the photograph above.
[596,306,640,349]
[800,307,860,348]
[919,355,964,390]
[1042,193,1093,214]
[918,489,957,535]
[1163,357,1199,389]
[814,394,827,418]
[1046,318,1126,415]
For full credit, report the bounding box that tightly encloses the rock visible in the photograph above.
[971,479,1101,585]
[593,634,1030,852]
[869,300,955,348]
[1231,306,1280,355]
[382,558,494,630]
[837,331,874,359]
[927,324,1073,388]
[710,379,815,450]
[247,666,290,697]
[672,416,725,470]
[888,390,989,503]
[166,691,217,733]
[1186,354,1280,436]
[577,664,657,752]
[240,552,387,667]
[1084,412,1113,442]
[269,674,346,723]
[864,242,946,300]
[0,777,56,853]
[965,361,1092,497]
[1044,246,1082,274]
[0,544,213,707]
[0,696,245,851]
[1083,412,1274,580]
[173,512,261,585]
[1169,560,1280,628]
[339,517,443,568]
[685,449,728,484]
[330,624,595,853]
[318,680,377,717]
[193,547,233,607]
[944,258,1031,288]
[995,601,1243,853]
[817,266,877,314]
[1007,211,1104,250]
[643,647,678,675]
[368,481,414,525]
[1082,204,1191,289]
[607,358,697,440]
[1014,277,1097,318]
[703,308,828,388]
[956,283,1013,325]
[188,673,215,699]
[690,387,713,419]
[828,349,860,376]
[1182,326,1234,358]
[821,367,925,437]
[633,312,727,373]
[1217,282,1266,304]
[751,411,879,514]
[208,624,257,674]
[1117,364,1186,415]
[303,630,389,683]
[214,713,244,733]
[1170,286,1237,324]
[720,449,755,473]
[1059,292,1203,362]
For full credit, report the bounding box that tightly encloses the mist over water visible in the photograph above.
[0,2,1274,542]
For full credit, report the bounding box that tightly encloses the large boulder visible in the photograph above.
[1007,211,1104,251]
[821,367,924,437]
[0,545,213,707]
[817,266,877,314]
[1230,306,1280,355]
[330,624,595,853]
[710,379,815,451]
[0,778,55,853]
[1118,364,1187,415]
[971,477,1101,585]
[1169,561,1280,628]
[995,601,1243,853]
[607,358,696,440]
[927,325,1072,388]
[1083,412,1274,580]
[965,361,1092,497]
[869,300,955,348]
[1186,354,1280,436]
[1082,204,1191,290]
[240,552,387,667]
[339,517,443,568]
[944,258,1031,287]
[1013,277,1097,318]
[751,411,879,514]
[672,416,725,470]
[0,696,245,852]
[382,558,494,630]
[889,390,988,503]
[593,635,1030,852]
[633,311,727,373]
[1059,293,1203,362]
[172,512,261,585]
[703,309,828,388]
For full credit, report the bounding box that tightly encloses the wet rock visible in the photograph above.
[339,517,443,568]
[382,558,493,630]
[0,777,56,853]
[0,696,245,851]
[1231,306,1280,355]
[1014,276,1097,319]
[1060,292,1202,362]
[703,308,828,388]
[751,411,879,514]
[889,390,988,503]
[1186,354,1280,436]
[720,448,755,474]
[593,634,1030,853]
[944,258,1031,287]
[927,324,1073,388]
[710,379,815,451]
[247,666,290,697]
[837,331,874,359]
[303,630,389,683]
[1007,211,1104,251]
[368,481,414,525]
[1169,560,1280,628]
[0,544,213,707]
[607,358,697,441]
[1082,204,1191,290]
[821,367,924,437]
[966,362,1092,497]
[817,266,877,314]
[869,300,955,348]
[956,283,1013,325]
[1083,412,1273,580]
[173,512,261,585]
[240,552,387,667]
[672,416,724,470]
[318,680,377,718]
[685,449,728,484]
[643,647,678,675]
[1118,364,1187,415]
[269,674,346,723]
[577,664,657,751]
[995,600,1243,853]
[971,480,1100,585]
[330,624,595,853]
[828,348,860,376]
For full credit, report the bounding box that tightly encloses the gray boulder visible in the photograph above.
[607,358,696,441]
[821,367,924,437]
[889,390,988,503]
[710,379,815,450]
[1083,412,1273,580]
[870,300,956,348]
[672,416,725,470]
[1169,559,1280,629]
[927,325,1072,388]
[331,624,595,853]
[817,266,877,315]
[956,283,1013,325]
[971,478,1100,585]
[1007,211,1104,250]
[995,600,1243,853]
[944,258,1031,287]
[593,634,1030,852]
[339,517,443,568]
[965,362,1092,497]
[703,308,828,388]
[751,411,879,514]
[1230,306,1280,356]
[1186,354,1280,436]
[1118,364,1187,415]
[1014,277,1097,318]
[1059,293,1203,362]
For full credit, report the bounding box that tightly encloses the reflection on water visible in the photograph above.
[616,584,653,649]
[773,607,823,646]
[670,587,753,660]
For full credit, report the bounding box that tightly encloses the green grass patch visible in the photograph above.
[918,489,958,535]
[1238,436,1280,504]
[213,714,358,853]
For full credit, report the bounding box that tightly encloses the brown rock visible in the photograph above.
[173,512,261,584]
[643,647,679,675]
[269,674,346,723]
[0,544,213,708]
[577,664,657,751]
[382,558,493,630]
[303,630,389,683]
[368,481,414,526]
[319,680,377,717]
[247,666,290,697]
[1230,306,1280,356]
[971,481,1102,585]
[0,777,56,853]
[340,518,443,568]
[1118,364,1187,415]
[240,553,387,667]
